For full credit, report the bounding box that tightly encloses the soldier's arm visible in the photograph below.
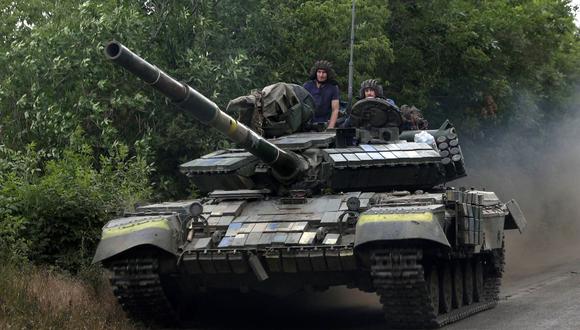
[327,99,340,128]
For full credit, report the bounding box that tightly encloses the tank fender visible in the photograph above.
[92,214,181,264]
[504,199,527,233]
[354,207,450,249]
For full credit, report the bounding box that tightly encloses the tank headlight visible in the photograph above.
[346,196,361,211]
[189,201,203,217]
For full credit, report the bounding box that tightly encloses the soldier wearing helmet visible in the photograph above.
[303,60,340,128]
[359,79,398,109]
[340,79,400,129]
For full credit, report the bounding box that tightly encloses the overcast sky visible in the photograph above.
[574,0,580,26]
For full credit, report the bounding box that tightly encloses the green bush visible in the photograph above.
[0,145,40,262]
[0,142,151,270]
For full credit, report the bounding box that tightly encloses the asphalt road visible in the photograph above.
[184,256,580,330]
[446,261,580,330]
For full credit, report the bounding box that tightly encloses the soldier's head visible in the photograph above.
[401,105,429,130]
[359,79,384,99]
[309,60,336,84]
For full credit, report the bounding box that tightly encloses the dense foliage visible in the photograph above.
[0,0,579,268]
[387,0,580,133]
[0,140,151,268]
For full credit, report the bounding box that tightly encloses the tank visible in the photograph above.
[93,41,527,328]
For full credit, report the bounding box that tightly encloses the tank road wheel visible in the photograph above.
[439,263,453,314]
[473,258,485,302]
[426,265,440,316]
[452,261,464,308]
[463,259,474,305]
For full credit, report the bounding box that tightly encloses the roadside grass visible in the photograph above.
[0,261,136,330]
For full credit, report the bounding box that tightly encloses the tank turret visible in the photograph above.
[104,41,306,180]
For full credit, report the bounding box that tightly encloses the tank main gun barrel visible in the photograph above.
[104,41,303,180]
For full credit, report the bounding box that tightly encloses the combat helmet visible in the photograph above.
[308,60,337,84]
[359,79,384,98]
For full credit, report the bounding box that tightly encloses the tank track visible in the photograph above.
[108,257,178,326]
[371,248,502,328]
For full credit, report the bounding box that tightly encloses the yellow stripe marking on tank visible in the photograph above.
[101,219,170,239]
[358,212,433,225]
[228,119,238,136]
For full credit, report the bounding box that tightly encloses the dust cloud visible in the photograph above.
[458,92,580,281]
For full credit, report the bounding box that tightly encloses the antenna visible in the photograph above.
[347,0,356,105]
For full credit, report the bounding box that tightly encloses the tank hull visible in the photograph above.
[96,189,521,327]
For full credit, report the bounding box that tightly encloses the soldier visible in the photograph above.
[400,105,429,130]
[303,60,340,128]
[359,79,398,109]
[358,80,429,131]
[339,79,398,129]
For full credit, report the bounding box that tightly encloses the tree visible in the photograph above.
[386,0,580,135]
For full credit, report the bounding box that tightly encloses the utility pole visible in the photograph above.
[347,0,356,106]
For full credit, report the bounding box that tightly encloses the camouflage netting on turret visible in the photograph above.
[226,83,315,137]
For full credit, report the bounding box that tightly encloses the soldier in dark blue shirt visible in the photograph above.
[303,60,340,128]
